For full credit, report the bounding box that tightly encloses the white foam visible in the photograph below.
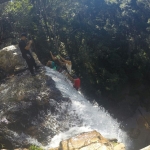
[45,67,131,149]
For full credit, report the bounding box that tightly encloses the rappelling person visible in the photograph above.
[68,74,81,90]
[50,51,72,74]
[73,75,81,91]
[19,33,39,76]
[49,51,80,90]
[59,55,72,74]
[46,60,57,70]
[49,51,64,71]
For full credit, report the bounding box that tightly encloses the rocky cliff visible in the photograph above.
[0,45,126,150]
[0,45,75,148]
[1,45,150,150]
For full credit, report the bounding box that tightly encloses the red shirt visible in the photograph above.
[73,78,80,90]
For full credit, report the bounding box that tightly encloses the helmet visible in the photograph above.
[72,74,77,79]
[53,52,58,56]
[65,57,70,60]
[21,33,27,37]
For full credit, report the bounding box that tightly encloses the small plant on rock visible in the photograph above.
[29,145,43,150]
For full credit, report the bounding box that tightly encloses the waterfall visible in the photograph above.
[0,66,137,150]
[45,67,131,150]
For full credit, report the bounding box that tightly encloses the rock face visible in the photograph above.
[0,46,83,149]
[0,45,126,149]
[0,67,84,148]
[0,45,41,74]
[49,130,125,150]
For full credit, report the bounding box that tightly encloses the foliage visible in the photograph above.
[29,145,43,150]
[1,0,150,100]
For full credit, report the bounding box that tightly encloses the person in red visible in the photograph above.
[67,74,80,90]
[73,75,80,90]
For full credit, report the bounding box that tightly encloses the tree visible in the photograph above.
[1,0,150,101]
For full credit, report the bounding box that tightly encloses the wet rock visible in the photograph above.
[0,60,80,148]
[0,134,13,149]
[0,68,7,80]
[128,128,141,139]
[137,114,150,129]
[1,148,29,150]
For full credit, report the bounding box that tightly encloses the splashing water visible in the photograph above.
[0,67,133,149]
[45,67,132,149]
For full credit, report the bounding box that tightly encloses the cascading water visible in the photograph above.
[1,66,146,150]
[45,67,132,150]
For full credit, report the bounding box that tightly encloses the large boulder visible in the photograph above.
[49,130,125,150]
[0,45,41,74]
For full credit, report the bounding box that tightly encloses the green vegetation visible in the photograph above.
[29,145,43,150]
[0,0,150,102]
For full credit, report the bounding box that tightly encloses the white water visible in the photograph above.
[45,67,132,150]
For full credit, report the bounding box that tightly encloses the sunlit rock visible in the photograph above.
[114,143,125,150]
[141,145,150,150]
[49,130,115,150]
[80,143,108,150]
[49,130,126,150]
[0,45,41,74]
[49,148,59,150]
[60,130,110,149]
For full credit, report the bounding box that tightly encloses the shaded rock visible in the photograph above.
[14,149,28,150]
[14,148,29,150]
[128,128,141,139]
[0,68,6,80]
[137,115,150,129]
[0,65,82,148]
[108,138,118,143]
[0,134,13,149]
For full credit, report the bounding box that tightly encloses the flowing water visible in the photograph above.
[1,67,148,150]
[45,67,132,150]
